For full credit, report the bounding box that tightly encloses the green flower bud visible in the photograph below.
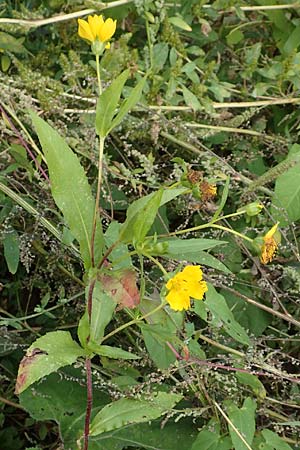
[239,201,263,217]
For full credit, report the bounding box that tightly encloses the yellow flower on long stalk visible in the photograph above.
[78,15,116,53]
[166,265,208,311]
[260,222,280,264]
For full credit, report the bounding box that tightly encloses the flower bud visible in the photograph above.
[241,201,264,217]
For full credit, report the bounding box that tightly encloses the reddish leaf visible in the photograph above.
[99,269,140,310]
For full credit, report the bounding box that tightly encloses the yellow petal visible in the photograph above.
[98,18,117,42]
[78,18,95,42]
[105,42,111,49]
[166,289,190,311]
[179,265,203,282]
[186,280,208,300]
[88,15,104,39]
[166,278,174,290]
[264,222,279,241]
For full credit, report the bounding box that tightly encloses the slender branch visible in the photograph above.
[90,135,105,266]
[186,122,286,143]
[0,396,25,410]
[83,357,93,450]
[220,285,300,329]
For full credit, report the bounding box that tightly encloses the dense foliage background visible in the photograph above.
[1,1,300,449]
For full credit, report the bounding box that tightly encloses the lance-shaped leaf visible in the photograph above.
[205,284,250,346]
[132,189,163,244]
[120,187,187,243]
[15,331,85,394]
[88,280,116,344]
[90,391,183,436]
[30,112,103,269]
[96,69,129,137]
[107,75,147,134]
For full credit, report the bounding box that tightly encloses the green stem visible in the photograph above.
[144,253,168,275]
[90,135,105,266]
[162,217,253,243]
[101,301,166,343]
[145,19,154,70]
[209,224,253,243]
[95,54,102,96]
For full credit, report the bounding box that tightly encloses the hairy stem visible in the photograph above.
[83,357,93,450]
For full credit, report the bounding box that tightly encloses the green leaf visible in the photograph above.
[3,229,19,274]
[105,221,133,269]
[20,371,196,450]
[90,392,183,436]
[89,281,116,343]
[30,111,103,269]
[226,397,256,450]
[1,54,11,72]
[169,16,192,32]
[19,370,110,449]
[87,343,140,360]
[140,323,177,369]
[96,69,129,137]
[191,428,231,450]
[120,187,187,243]
[133,189,163,243]
[212,176,230,221]
[272,144,300,225]
[153,43,169,72]
[205,284,250,346]
[161,238,230,273]
[108,75,147,134]
[261,430,293,450]
[235,371,266,400]
[226,29,244,45]
[15,331,85,394]
[164,238,227,253]
[222,287,270,336]
[77,310,90,349]
[182,85,201,111]
[0,31,27,53]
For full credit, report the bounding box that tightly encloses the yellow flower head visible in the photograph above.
[166,265,208,311]
[260,222,280,264]
[200,181,217,202]
[78,15,116,49]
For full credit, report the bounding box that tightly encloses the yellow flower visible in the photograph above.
[166,265,208,311]
[260,222,280,264]
[78,15,116,48]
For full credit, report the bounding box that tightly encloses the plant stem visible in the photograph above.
[145,19,154,70]
[90,135,105,266]
[162,219,253,243]
[101,301,166,342]
[95,54,102,96]
[84,52,105,450]
[209,223,253,243]
[83,357,93,450]
[144,253,168,275]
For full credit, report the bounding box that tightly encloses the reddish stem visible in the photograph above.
[166,342,300,385]
[83,357,93,450]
